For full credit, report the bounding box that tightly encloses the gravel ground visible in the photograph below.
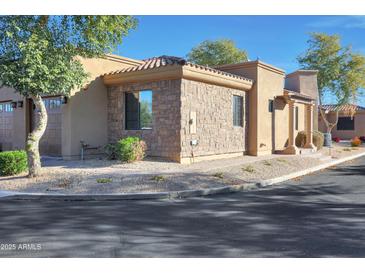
[0,144,364,194]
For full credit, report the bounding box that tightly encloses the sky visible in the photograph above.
[116,15,365,105]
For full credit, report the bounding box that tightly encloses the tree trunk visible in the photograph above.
[26,95,48,177]
[318,96,339,134]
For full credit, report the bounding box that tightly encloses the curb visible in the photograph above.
[1,152,364,201]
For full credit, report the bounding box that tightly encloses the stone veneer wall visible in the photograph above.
[107,80,182,161]
[180,79,248,159]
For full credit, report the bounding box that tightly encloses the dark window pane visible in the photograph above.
[233,95,243,127]
[337,117,355,130]
[295,106,299,130]
[269,99,274,113]
[125,92,140,130]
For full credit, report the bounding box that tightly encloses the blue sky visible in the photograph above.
[116,16,365,104]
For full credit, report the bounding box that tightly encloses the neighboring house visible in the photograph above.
[0,54,319,163]
[318,104,365,139]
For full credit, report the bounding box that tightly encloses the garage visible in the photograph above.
[0,101,14,151]
[31,97,62,156]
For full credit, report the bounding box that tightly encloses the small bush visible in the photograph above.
[0,150,27,176]
[213,172,224,179]
[104,143,118,160]
[151,175,166,182]
[295,130,324,150]
[332,137,341,143]
[242,165,255,173]
[351,137,362,147]
[277,158,288,164]
[263,160,272,166]
[115,137,147,162]
[97,178,113,184]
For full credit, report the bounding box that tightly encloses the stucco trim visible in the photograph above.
[103,54,143,66]
[103,65,183,85]
[182,66,253,91]
[103,65,253,91]
[286,69,319,78]
[216,60,285,76]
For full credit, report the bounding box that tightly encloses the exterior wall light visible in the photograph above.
[61,96,68,104]
[17,101,24,108]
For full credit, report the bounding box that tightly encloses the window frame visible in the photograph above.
[232,95,244,127]
[0,102,13,113]
[125,90,153,130]
[295,106,299,130]
[268,99,274,113]
[337,116,355,131]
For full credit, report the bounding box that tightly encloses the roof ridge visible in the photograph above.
[103,55,253,83]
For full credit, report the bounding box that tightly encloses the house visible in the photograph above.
[318,104,365,139]
[0,54,319,163]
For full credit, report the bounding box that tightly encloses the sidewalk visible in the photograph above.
[0,144,364,199]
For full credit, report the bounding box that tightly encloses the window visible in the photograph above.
[232,95,243,127]
[268,99,274,113]
[43,97,62,110]
[125,90,153,130]
[337,117,355,130]
[295,106,299,130]
[0,102,13,113]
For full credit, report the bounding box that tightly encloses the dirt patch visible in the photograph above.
[0,145,364,194]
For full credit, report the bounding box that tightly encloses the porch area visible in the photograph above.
[277,90,317,155]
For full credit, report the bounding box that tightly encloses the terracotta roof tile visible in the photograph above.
[103,55,253,83]
[320,103,365,112]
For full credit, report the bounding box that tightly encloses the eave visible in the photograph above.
[103,65,254,91]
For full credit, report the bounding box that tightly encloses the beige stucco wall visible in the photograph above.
[273,99,289,150]
[180,79,248,162]
[61,55,142,159]
[256,65,286,155]
[285,71,319,130]
[107,80,182,161]
[319,112,365,139]
[0,87,27,151]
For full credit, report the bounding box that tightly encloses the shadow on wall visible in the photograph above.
[65,75,108,159]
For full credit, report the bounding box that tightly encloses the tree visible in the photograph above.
[297,33,365,133]
[140,101,152,129]
[0,16,137,177]
[187,39,248,66]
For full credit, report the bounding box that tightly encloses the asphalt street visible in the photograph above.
[1,156,365,257]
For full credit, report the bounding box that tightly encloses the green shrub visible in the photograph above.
[295,130,324,150]
[115,137,147,162]
[151,175,166,182]
[104,143,118,160]
[96,178,113,184]
[0,150,28,176]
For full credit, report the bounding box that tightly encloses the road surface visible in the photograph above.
[0,156,365,257]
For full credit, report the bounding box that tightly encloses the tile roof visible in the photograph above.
[320,103,365,112]
[103,55,253,83]
[283,89,315,100]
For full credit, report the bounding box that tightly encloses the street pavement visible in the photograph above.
[1,156,365,257]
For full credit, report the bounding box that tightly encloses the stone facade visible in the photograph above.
[180,79,248,161]
[107,78,249,162]
[107,80,182,161]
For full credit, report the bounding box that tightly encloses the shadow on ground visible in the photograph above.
[0,158,365,258]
